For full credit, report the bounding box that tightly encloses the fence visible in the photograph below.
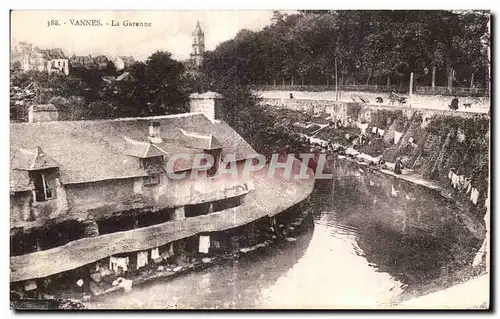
[250,85,489,97]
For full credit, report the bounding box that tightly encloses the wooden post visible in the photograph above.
[273,78,276,86]
[326,73,329,86]
[432,66,436,88]
[409,72,414,107]
[470,72,475,89]
[387,75,391,87]
[291,74,294,86]
[335,57,338,101]
[447,66,453,94]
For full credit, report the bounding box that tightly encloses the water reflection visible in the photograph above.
[86,228,314,309]
[314,160,482,299]
[86,160,482,309]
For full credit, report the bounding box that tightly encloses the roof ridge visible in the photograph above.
[10,112,208,126]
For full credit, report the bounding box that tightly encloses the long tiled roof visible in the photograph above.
[10,113,256,187]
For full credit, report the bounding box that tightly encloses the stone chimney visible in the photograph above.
[189,92,224,121]
[148,121,162,144]
[28,104,59,123]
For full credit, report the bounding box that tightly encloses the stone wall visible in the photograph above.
[260,97,490,221]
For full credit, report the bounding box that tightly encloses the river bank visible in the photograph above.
[388,274,489,309]
[12,201,315,309]
[257,102,489,234]
[251,103,489,306]
[81,158,486,309]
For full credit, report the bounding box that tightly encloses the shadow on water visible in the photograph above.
[313,160,483,300]
[88,159,483,309]
[86,225,314,309]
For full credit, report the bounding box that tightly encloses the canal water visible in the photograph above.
[85,160,483,309]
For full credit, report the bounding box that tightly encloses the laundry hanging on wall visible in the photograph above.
[394,131,403,144]
[110,256,129,273]
[136,251,148,269]
[451,172,459,188]
[391,185,398,197]
[199,235,210,254]
[470,188,480,205]
[466,182,472,194]
[378,129,385,137]
[372,126,378,134]
[151,247,160,260]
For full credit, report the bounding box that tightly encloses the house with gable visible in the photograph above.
[9,92,314,297]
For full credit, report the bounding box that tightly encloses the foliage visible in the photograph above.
[10,51,189,120]
[200,10,490,88]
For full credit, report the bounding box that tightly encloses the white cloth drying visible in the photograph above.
[448,170,453,179]
[136,251,148,269]
[470,188,480,205]
[466,182,472,194]
[378,129,385,137]
[372,126,378,134]
[151,247,160,260]
[451,173,459,188]
[394,131,403,144]
[391,185,398,197]
[110,256,129,273]
[199,235,210,254]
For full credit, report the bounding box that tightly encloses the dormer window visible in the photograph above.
[140,156,164,187]
[30,170,56,202]
[144,173,160,187]
[12,147,60,202]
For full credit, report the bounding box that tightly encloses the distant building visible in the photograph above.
[94,55,110,69]
[69,54,112,70]
[190,21,205,68]
[11,42,69,75]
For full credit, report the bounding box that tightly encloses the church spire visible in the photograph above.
[190,21,205,67]
[193,20,204,36]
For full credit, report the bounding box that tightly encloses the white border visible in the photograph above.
[1,1,497,318]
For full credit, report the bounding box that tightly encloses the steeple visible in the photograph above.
[192,20,204,37]
[190,21,205,68]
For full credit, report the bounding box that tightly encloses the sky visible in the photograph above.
[10,10,279,61]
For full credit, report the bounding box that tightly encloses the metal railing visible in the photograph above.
[250,85,489,97]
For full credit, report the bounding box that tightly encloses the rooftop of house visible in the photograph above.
[29,104,58,112]
[189,92,224,99]
[10,113,256,189]
[40,48,67,60]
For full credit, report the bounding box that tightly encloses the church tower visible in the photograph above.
[190,21,205,67]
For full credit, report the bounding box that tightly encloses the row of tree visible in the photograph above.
[201,10,490,89]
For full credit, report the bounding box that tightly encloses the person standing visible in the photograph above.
[394,157,404,175]
[449,96,459,110]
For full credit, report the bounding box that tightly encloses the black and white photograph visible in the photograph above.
[8,8,491,310]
